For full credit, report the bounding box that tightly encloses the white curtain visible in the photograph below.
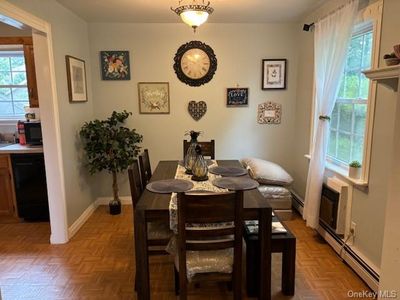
[303,0,359,228]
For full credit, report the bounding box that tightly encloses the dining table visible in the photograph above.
[134,160,272,300]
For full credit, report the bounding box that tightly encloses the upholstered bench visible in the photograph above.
[241,158,293,211]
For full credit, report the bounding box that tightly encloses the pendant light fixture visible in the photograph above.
[171,0,214,33]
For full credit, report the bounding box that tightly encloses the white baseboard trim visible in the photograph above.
[290,190,379,292]
[95,196,132,206]
[68,201,98,239]
[67,196,133,240]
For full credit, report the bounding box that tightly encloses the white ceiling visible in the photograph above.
[56,0,326,23]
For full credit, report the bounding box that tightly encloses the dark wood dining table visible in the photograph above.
[134,160,272,300]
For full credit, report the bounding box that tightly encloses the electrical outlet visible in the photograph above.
[350,221,356,235]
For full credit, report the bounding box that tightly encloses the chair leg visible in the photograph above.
[174,267,180,296]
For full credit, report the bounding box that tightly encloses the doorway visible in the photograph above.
[0,3,68,244]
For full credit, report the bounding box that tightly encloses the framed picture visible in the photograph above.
[262,59,287,90]
[100,50,130,80]
[257,101,282,124]
[65,55,88,102]
[226,88,249,107]
[138,82,170,114]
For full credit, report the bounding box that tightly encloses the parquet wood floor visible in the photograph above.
[0,206,372,300]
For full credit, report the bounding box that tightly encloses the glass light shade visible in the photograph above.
[180,10,209,28]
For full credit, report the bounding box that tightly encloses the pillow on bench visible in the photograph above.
[240,157,293,186]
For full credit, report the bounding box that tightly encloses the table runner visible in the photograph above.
[169,160,228,232]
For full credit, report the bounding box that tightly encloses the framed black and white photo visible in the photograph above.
[226,87,249,107]
[65,55,88,102]
[262,59,287,90]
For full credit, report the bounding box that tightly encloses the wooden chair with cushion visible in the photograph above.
[128,159,172,256]
[183,140,215,159]
[174,191,244,300]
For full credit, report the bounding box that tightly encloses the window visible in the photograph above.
[0,49,29,118]
[327,27,373,167]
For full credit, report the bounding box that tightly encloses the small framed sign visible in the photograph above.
[227,88,249,107]
[258,101,282,124]
[262,59,287,90]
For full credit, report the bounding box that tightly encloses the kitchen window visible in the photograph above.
[0,48,29,118]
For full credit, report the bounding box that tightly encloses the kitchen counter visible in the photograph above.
[0,144,43,154]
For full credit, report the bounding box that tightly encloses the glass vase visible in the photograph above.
[184,131,200,174]
[191,145,209,181]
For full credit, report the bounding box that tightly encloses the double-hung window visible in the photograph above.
[0,47,29,118]
[327,25,374,170]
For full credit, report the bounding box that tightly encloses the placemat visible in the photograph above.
[212,177,259,191]
[209,166,247,177]
[146,179,194,194]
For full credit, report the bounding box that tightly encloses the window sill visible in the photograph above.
[304,154,368,187]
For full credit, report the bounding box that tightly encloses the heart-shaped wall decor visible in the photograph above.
[188,101,207,121]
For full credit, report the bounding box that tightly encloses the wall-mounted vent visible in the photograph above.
[319,177,351,236]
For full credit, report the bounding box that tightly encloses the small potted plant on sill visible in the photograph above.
[80,111,143,215]
[349,161,362,180]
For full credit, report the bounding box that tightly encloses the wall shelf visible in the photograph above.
[363,65,400,91]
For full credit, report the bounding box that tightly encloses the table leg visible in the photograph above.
[258,207,272,300]
[134,209,150,300]
[282,238,296,295]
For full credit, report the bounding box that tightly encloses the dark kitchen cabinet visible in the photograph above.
[11,153,49,221]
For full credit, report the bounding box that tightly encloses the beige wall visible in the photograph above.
[377,0,400,293]
[10,0,96,226]
[292,0,393,270]
[88,23,299,198]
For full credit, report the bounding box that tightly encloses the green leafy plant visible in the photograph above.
[349,160,362,168]
[80,111,143,206]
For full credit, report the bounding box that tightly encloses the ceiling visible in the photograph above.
[56,0,326,23]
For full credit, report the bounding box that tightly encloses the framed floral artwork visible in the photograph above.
[65,55,88,102]
[138,82,170,114]
[262,59,287,90]
[100,50,130,80]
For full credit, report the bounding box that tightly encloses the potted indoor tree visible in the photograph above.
[348,161,362,180]
[80,111,143,215]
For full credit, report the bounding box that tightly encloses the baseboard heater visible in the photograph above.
[290,191,380,292]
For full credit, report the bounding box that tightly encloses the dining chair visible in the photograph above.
[183,139,215,159]
[174,191,244,300]
[138,149,152,190]
[128,159,172,255]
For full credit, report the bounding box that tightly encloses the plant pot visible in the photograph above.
[109,199,121,215]
[349,167,361,180]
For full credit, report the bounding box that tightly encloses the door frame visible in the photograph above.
[0,2,68,243]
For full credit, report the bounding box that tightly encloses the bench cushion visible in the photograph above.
[258,185,292,210]
[240,157,293,186]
